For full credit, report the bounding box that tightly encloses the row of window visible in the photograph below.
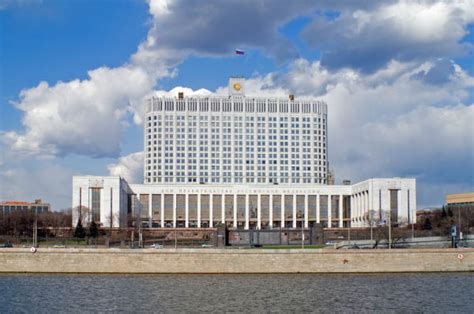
[148,98,326,114]
[148,115,326,123]
[146,177,327,184]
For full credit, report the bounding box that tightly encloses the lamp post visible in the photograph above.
[301,211,304,249]
[458,204,462,240]
[388,209,392,250]
[33,208,38,248]
[369,210,374,242]
[174,207,177,250]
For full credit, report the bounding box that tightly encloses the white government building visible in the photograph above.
[72,78,416,229]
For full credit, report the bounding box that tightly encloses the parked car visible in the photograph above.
[150,243,164,249]
[0,242,13,248]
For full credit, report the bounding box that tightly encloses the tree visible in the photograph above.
[88,221,99,239]
[441,206,447,219]
[423,217,432,230]
[73,219,86,238]
[447,207,454,217]
[72,205,90,227]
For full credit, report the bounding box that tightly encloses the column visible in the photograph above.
[257,194,261,230]
[209,194,213,228]
[354,194,358,228]
[173,193,177,228]
[197,193,201,228]
[281,195,285,228]
[387,189,391,225]
[269,194,273,229]
[364,191,368,227]
[148,194,152,228]
[338,194,343,228]
[358,193,362,227]
[245,194,249,230]
[292,194,297,228]
[233,194,237,228]
[221,194,225,224]
[160,194,165,228]
[136,193,140,227]
[185,194,189,228]
[397,189,405,225]
[350,195,354,228]
[316,194,320,223]
[304,194,308,228]
[327,195,332,228]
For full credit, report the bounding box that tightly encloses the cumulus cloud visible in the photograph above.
[150,87,213,98]
[108,151,144,183]
[132,0,388,66]
[302,0,474,72]
[133,0,307,64]
[4,66,156,158]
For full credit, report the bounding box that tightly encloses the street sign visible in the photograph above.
[451,225,457,237]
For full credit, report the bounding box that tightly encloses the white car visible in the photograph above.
[150,243,164,249]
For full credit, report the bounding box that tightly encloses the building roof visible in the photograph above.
[0,201,30,205]
[0,200,50,206]
[445,192,474,205]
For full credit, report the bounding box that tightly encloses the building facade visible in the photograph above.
[144,77,328,185]
[0,199,50,217]
[72,78,416,229]
[72,176,416,229]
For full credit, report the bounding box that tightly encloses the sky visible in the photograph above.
[0,0,473,211]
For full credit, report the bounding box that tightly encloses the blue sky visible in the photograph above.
[0,0,473,210]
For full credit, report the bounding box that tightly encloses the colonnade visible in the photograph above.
[351,190,371,228]
[135,193,349,229]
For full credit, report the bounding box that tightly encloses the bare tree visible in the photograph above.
[372,216,410,248]
[72,205,91,227]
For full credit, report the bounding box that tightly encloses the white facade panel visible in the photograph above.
[72,176,415,229]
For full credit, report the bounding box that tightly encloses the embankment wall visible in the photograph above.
[0,248,472,274]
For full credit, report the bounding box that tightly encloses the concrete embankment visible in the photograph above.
[0,248,472,274]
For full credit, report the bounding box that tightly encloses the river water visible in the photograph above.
[0,273,473,313]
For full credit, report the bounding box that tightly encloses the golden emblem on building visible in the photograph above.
[233,83,241,91]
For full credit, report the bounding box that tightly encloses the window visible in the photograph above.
[91,188,101,223]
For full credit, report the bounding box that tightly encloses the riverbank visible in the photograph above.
[0,248,472,273]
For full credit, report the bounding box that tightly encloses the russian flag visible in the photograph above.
[235,49,245,55]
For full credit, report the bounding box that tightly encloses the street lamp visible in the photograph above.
[301,211,304,249]
[388,209,392,250]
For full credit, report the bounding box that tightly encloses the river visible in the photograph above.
[0,273,473,313]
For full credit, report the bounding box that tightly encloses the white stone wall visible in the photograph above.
[72,176,415,229]
[351,178,416,227]
[72,176,130,228]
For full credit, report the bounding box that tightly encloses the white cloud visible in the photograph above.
[302,0,474,71]
[132,0,310,64]
[150,87,213,98]
[107,151,144,183]
[4,65,156,158]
